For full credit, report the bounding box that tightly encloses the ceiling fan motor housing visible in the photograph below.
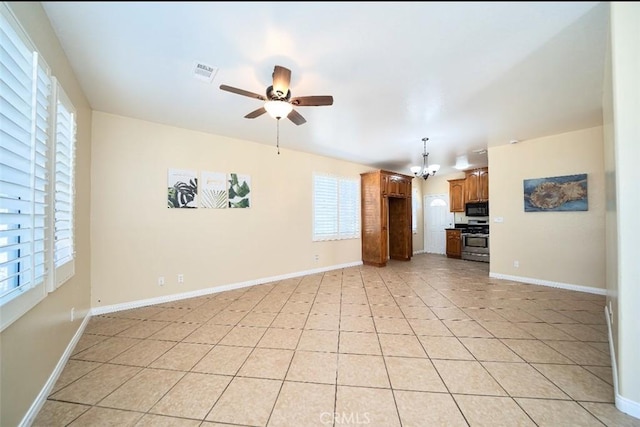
[266,85,291,101]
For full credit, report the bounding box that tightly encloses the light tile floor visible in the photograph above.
[34,254,640,426]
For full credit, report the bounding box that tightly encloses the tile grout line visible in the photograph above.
[263,273,326,427]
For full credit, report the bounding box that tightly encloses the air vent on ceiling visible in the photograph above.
[192,61,218,83]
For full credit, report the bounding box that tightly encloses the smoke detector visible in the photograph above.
[192,61,218,83]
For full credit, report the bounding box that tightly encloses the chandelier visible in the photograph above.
[410,137,440,180]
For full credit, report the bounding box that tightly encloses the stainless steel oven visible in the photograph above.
[461,233,490,262]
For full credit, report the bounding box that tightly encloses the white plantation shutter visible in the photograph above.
[412,187,418,233]
[53,83,75,286]
[0,3,51,329]
[313,173,360,241]
[338,178,359,239]
[313,174,338,240]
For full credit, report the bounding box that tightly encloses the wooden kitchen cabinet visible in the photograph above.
[446,229,462,258]
[361,170,413,267]
[465,167,489,202]
[448,179,466,212]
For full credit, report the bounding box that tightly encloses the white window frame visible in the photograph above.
[0,3,77,331]
[313,173,360,241]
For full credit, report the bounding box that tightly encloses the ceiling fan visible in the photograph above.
[219,65,333,126]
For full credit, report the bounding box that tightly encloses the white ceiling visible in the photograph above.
[41,1,608,175]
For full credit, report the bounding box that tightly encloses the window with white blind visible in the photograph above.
[313,173,360,241]
[412,187,418,233]
[1,3,77,330]
[1,4,51,329]
[52,83,76,288]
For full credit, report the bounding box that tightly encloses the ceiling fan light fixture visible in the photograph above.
[411,137,439,180]
[264,100,293,119]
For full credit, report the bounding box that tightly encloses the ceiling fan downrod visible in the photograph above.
[276,119,281,155]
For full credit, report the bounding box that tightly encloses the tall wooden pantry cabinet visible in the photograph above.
[360,170,413,267]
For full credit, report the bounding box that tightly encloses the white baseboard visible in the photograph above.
[92,261,363,316]
[19,313,92,427]
[413,249,426,255]
[489,272,606,295]
[605,306,640,419]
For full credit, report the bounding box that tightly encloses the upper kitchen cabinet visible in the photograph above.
[465,167,489,202]
[448,179,466,212]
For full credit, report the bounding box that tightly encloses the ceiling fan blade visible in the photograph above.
[220,84,266,101]
[244,107,266,119]
[272,65,291,98]
[291,95,334,107]
[287,109,306,126]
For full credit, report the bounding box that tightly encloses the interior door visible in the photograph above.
[424,194,454,254]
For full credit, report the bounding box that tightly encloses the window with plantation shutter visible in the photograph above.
[338,178,359,239]
[1,3,51,330]
[313,173,360,241]
[412,187,418,233]
[52,83,76,287]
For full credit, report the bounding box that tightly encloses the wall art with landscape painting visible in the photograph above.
[523,173,587,212]
[167,168,198,208]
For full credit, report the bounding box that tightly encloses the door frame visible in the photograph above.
[423,193,454,254]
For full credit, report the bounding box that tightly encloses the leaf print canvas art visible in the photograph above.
[200,171,228,208]
[228,173,251,208]
[168,168,198,208]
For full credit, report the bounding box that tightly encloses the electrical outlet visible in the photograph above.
[178,274,184,284]
[314,254,319,262]
[70,307,75,322]
[158,276,165,286]
[513,260,519,268]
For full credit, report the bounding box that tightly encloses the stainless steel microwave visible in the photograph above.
[466,201,489,217]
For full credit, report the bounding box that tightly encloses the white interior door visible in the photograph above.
[424,194,454,254]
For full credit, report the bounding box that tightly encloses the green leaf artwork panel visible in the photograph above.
[228,173,251,208]
[167,169,198,208]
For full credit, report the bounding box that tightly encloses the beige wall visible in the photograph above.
[1,3,92,426]
[488,127,606,290]
[610,2,640,409]
[424,172,464,196]
[91,112,372,307]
